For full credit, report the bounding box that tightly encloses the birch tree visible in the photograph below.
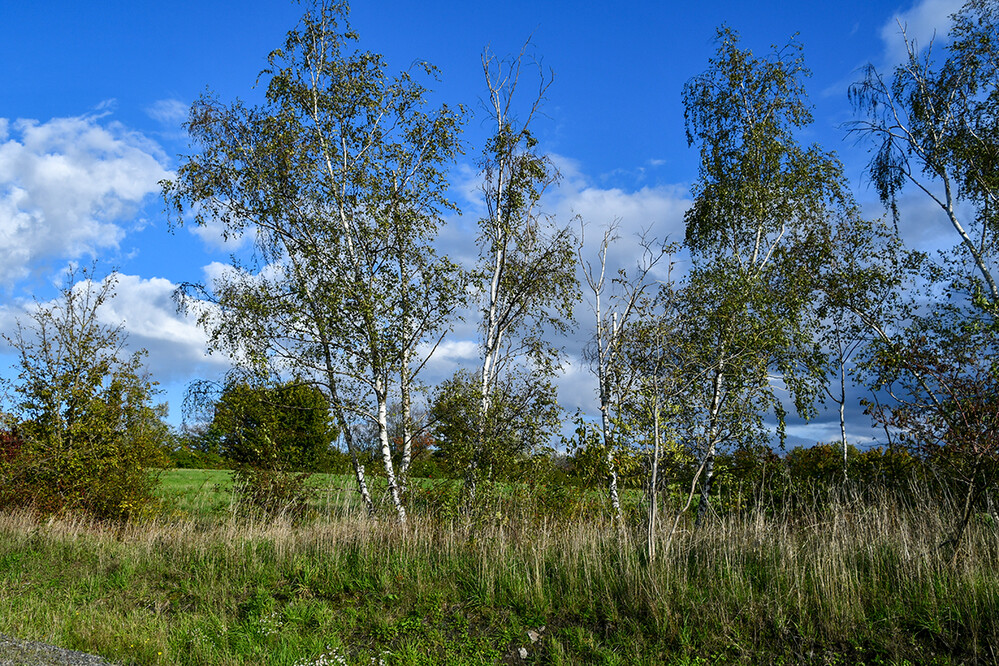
[681,27,852,525]
[849,3,999,550]
[613,289,690,561]
[579,222,672,524]
[849,0,999,306]
[431,368,560,481]
[812,216,906,479]
[470,44,578,494]
[163,1,464,521]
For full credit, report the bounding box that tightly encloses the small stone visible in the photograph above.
[527,630,541,643]
[518,647,528,659]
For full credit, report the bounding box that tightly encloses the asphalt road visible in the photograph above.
[0,635,120,666]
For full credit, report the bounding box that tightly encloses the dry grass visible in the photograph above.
[0,483,997,664]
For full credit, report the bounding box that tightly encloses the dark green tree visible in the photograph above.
[210,380,337,472]
[206,380,338,513]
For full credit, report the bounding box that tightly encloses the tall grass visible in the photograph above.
[0,480,997,664]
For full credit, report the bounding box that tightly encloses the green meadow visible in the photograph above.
[0,470,997,665]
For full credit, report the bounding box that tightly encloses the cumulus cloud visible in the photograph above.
[3,272,222,379]
[414,339,481,384]
[552,353,597,414]
[0,270,228,426]
[93,273,222,377]
[0,113,171,284]
[549,153,692,291]
[880,0,964,65]
[551,153,690,237]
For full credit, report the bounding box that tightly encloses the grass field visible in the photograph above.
[0,470,997,664]
[154,468,362,517]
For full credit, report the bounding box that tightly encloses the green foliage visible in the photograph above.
[164,425,231,470]
[673,27,866,528]
[473,45,579,491]
[850,0,999,301]
[164,0,467,519]
[210,381,338,473]
[205,380,339,513]
[851,446,918,487]
[679,27,852,447]
[430,369,561,482]
[0,269,162,521]
[784,443,853,484]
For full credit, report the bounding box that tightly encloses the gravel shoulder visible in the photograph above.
[0,635,121,666]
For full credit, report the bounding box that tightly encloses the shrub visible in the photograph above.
[0,429,22,464]
[206,380,336,513]
[0,269,162,521]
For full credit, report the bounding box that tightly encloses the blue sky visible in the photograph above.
[0,0,965,445]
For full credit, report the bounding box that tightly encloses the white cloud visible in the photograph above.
[561,184,690,236]
[146,99,189,125]
[82,273,225,383]
[98,274,206,346]
[880,0,964,65]
[549,155,692,287]
[550,152,691,239]
[451,162,486,217]
[0,114,171,284]
[553,353,597,414]
[0,272,225,410]
[414,338,481,384]
[432,339,479,361]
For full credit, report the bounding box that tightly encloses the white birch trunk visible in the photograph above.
[839,358,848,481]
[329,383,374,514]
[399,346,413,494]
[289,256,374,516]
[599,311,623,524]
[647,393,662,563]
[375,378,406,522]
[473,205,506,498]
[695,365,725,528]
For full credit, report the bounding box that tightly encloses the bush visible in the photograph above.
[0,269,162,521]
[0,429,22,464]
[166,444,231,470]
[231,468,314,516]
[785,443,849,487]
[851,446,916,487]
[205,379,337,513]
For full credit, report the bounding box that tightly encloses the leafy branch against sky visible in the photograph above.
[0,0,968,446]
